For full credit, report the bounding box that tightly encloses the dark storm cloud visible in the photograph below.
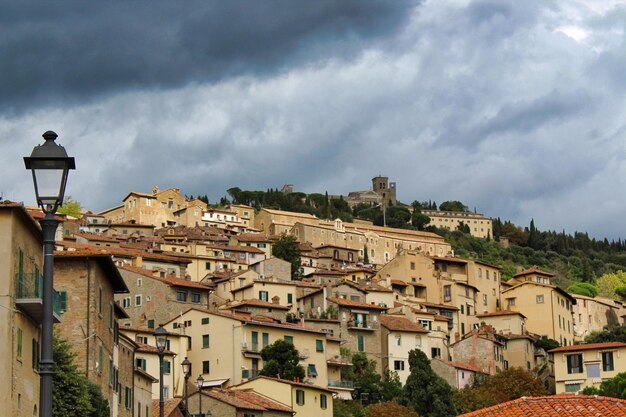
[0,1,414,113]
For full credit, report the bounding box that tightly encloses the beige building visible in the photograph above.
[380,314,430,384]
[421,209,493,239]
[163,308,330,389]
[431,359,484,389]
[572,295,621,342]
[0,202,49,417]
[227,204,256,229]
[502,281,576,345]
[550,342,626,394]
[234,376,334,417]
[188,388,293,417]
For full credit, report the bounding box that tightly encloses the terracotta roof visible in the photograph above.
[458,394,626,417]
[225,299,292,310]
[135,342,175,355]
[54,249,129,293]
[201,389,293,413]
[235,234,276,243]
[120,265,212,291]
[513,266,555,277]
[433,358,483,373]
[151,397,182,417]
[134,366,158,383]
[502,281,576,303]
[380,315,429,333]
[549,341,626,353]
[74,232,120,242]
[235,375,336,393]
[391,280,408,287]
[476,310,526,319]
[419,301,460,311]
[328,297,389,310]
[261,208,319,219]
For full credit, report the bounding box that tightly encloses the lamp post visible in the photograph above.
[181,357,192,417]
[196,374,204,417]
[154,325,169,417]
[24,131,75,417]
[374,202,386,227]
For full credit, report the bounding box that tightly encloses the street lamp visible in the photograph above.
[181,357,192,417]
[374,202,386,228]
[196,374,204,417]
[154,325,169,417]
[24,131,75,417]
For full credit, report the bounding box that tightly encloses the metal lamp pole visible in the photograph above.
[181,357,192,417]
[24,131,75,417]
[154,325,169,417]
[196,374,204,417]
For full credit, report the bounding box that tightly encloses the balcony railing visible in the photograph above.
[241,369,259,379]
[328,379,354,389]
[15,272,64,322]
[348,322,378,331]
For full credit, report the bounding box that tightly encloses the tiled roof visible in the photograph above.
[135,342,175,355]
[549,341,626,353]
[262,208,319,219]
[328,297,389,310]
[433,358,483,373]
[74,232,120,242]
[476,310,526,319]
[225,299,292,310]
[235,233,276,242]
[391,279,408,286]
[458,394,626,417]
[120,265,212,291]
[419,301,460,311]
[380,315,429,333]
[202,389,292,413]
[236,375,336,393]
[151,397,182,417]
[513,266,555,277]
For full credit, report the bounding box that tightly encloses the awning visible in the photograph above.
[333,390,354,400]
[199,378,229,388]
[564,380,584,385]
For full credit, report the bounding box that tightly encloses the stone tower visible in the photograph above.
[372,175,397,206]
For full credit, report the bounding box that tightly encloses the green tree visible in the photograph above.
[567,282,599,298]
[57,196,83,218]
[597,371,626,399]
[87,380,111,417]
[53,333,94,417]
[381,370,403,402]
[411,208,431,230]
[453,368,548,414]
[348,353,383,403]
[585,325,626,343]
[597,271,626,299]
[366,401,420,417]
[272,233,302,280]
[259,339,305,381]
[334,400,366,417]
[535,337,560,351]
[438,201,468,212]
[400,350,456,417]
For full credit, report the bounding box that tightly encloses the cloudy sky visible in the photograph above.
[2,0,626,239]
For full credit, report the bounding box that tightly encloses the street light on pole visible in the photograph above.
[154,325,169,417]
[196,374,204,417]
[181,357,192,417]
[24,131,75,417]
[374,202,386,228]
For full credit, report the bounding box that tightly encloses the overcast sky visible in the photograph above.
[2,0,626,239]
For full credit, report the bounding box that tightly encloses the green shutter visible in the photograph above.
[262,333,269,348]
[358,335,364,352]
[288,293,293,304]
[59,291,68,313]
[99,345,104,373]
[316,339,324,352]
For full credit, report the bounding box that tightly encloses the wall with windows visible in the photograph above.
[552,343,626,394]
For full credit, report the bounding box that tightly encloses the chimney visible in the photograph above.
[386,274,391,287]
[271,296,280,305]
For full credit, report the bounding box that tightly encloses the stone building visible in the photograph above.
[450,323,507,375]
[421,209,493,239]
[187,388,293,417]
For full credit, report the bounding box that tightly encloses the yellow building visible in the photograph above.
[380,314,430,384]
[572,295,621,342]
[234,376,334,417]
[502,281,575,345]
[421,209,493,239]
[550,342,626,393]
[0,202,49,417]
[163,308,330,389]
[227,204,256,229]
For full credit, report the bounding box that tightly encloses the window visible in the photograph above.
[176,291,187,302]
[191,293,201,303]
[358,335,364,352]
[586,363,600,378]
[259,291,269,301]
[316,339,324,352]
[202,360,210,374]
[307,364,318,377]
[320,394,328,410]
[536,295,544,304]
[443,285,452,302]
[98,345,104,374]
[431,347,441,358]
[483,294,488,306]
[98,287,103,315]
[147,320,155,329]
[136,358,147,371]
[565,383,581,393]
[395,335,401,346]
[163,360,171,374]
[16,327,23,359]
[602,351,614,372]
[202,335,210,348]
[460,305,464,315]
[32,338,40,369]
[507,298,516,307]
[418,320,433,331]
[287,293,293,304]
[410,262,416,270]
[262,333,269,349]
[567,354,583,374]
[135,295,142,306]
[205,262,211,270]
[394,360,405,371]
[125,386,132,409]
[284,335,294,344]
[201,317,210,325]
[296,389,305,405]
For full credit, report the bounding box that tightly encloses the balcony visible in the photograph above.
[348,322,378,331]
[328,379,354,389]
[241,369,259,379]
[15,272,63,323]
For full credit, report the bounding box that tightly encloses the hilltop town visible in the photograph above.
[3,176,626,417]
